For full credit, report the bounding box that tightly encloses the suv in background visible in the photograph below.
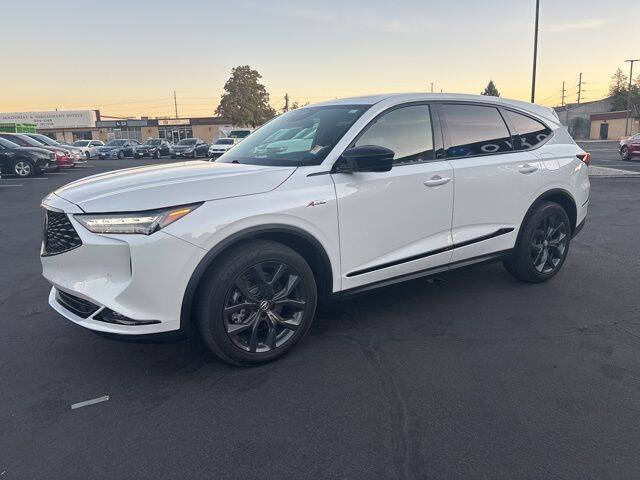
[620,133,640,161]
[73,140,105,159]
[96,139,141,159]
[170,138,208,158]
[134,139,172,159]
[0,132,75,168]
[41,93,589,366]
[208,138,236,158]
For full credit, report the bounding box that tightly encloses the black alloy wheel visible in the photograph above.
[195,240,317,365]
[503,201,571,283]
[621,146,631,161]
[117,150,125,159]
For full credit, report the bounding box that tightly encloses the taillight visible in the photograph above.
[577,152,591,165]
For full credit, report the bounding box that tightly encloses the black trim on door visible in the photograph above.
[346,227,514,277]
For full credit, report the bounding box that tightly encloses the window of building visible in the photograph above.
[354,105,434,165]
[504,110,551,150]
[441,104,512,158]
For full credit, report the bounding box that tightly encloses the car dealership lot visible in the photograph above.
[2,156,640,478]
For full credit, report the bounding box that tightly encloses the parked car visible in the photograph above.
[620,133,640,161]
[170,138,208,158]
[0,132,74,168]
[228,129,252,141]
[0,136,56,177]
[25,133,86,164]
[41,93,590,366]
[134,139,172,159]
[207,138,236,159]
[73,140,105,159]
[96,139,141,159]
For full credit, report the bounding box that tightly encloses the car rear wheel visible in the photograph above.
[13,159,34,177]
[195,240,317,366]
[117,151,124,160]
[621,146,631,161]
[504,201,571,283]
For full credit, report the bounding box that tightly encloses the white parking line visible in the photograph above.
[0,184,22,187]
[71,395,109,410]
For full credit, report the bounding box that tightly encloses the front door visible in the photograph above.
[331,104,454,290]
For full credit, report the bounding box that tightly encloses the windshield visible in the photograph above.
[145,139,162,145]
[106,140,126,146]
[215,138,234,145]
[73,141,90,146]
[178,139,197,145]
[0,137,20,148]
[218,105,370,166]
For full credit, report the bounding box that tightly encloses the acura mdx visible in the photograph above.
[41,93,590,365]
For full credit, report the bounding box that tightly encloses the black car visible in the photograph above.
[0,137,57,177]
[134,139,172,159]
[170,138,209,158]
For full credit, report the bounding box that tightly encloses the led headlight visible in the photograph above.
[75,203,202,235]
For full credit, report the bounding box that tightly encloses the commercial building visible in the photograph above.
[0,109,236,144]
[589,109,640,140]
[554,97,613,139]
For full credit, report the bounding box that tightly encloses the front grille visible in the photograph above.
[56,289,99,318]
[42,210,82,256]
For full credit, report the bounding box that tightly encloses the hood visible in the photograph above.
[53,160,296,212]
[173,144,197,149]
[18,146,53,156]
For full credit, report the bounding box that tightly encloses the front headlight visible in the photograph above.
[75,203,202,235]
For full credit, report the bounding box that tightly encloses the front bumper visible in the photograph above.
[41,196,207,335]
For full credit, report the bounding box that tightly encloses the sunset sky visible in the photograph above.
[1,0,638,118]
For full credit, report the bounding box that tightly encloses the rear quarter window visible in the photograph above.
[504,110,551,150]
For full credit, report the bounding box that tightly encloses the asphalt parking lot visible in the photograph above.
[2,151,640,479]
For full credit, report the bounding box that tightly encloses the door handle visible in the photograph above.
[423,175,451,187]
[518,163,538,174]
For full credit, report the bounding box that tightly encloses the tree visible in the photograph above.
[608,68,640,111]
[481,80,500,97]
[215,65,276,127]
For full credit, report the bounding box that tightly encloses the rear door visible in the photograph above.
[439,103,543,263]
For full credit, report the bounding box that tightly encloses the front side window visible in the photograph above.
[219,105,370,166]
[441,104,512,158]
[505,110,551,150]
[354,105,434,165]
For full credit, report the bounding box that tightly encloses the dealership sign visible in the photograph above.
[0,110,97,129]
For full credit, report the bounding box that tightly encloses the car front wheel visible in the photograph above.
[195,240,317,366]
[13,159,35,177]
[504,201,571,283]
[621,146,631,161]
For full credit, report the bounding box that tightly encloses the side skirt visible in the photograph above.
[331,249,514,301]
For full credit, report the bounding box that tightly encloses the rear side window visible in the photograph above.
[354,105,434,165]
[505,110,551,150]
[441,104,512,158]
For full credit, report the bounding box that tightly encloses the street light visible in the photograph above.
[624,59,639,136]
[531,0,540,103]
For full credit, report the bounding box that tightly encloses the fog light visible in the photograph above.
[94,308,160,326]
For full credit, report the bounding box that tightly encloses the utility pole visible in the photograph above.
[531,0,540,102]
[577,73,583,105]
[624,59,639,136]
[430,82,434,93]
[283,93,289,112]
[173,90,178,118]
[561,81,566,106]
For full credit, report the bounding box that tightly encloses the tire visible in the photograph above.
[117,151,125,160]
[195,240,318,366]
[85,151,91,159]
[154,150,161,159]
[503,201,571,283]
[13,159,35,177]
[620,146,631,161]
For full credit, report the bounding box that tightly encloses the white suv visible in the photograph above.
[41,93,590,365]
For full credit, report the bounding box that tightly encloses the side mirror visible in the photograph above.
[336,145,394,173]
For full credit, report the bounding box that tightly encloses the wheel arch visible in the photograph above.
[180,224,334,329]
[515,188,577,250]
